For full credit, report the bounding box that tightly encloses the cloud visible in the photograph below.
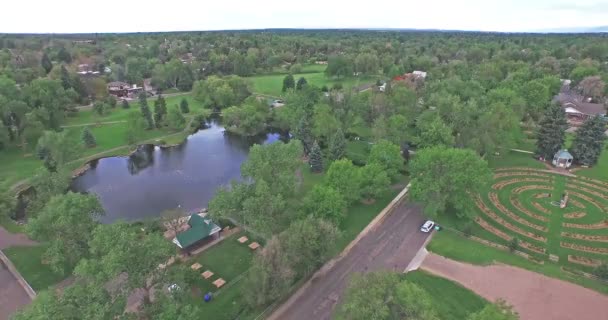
[549,2,608,13]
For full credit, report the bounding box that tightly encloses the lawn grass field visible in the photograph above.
[406,270,488,320]
[248,72,376,96]
[3,245,67,291]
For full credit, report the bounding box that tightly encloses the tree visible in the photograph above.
[81,126,96,148]
[536,103,568,159]
[179,98,190,114]
[12,281,122,320]
[593,262,608,280]
[27,169,72,215]
[139,91,154,129]
[75,221,174,303]
[121,99,130,109]
[41,52,53,74]
[306,141,323,173]
[415,112,455,148]
[326,55,353,78]
[56,47,72,64]
[26,192,103,274]
[578,76,605,99]
[296,77,308,90]
[571,116,607,166]
[282,74,295,92]
[294,116,314,154]
[192,75,251,109]
[222,104,268,136]
[302,184,347,224]
[409,146,492,219]
[125,110,147,146]
[36,130,80,171]
[105,95,117,109]
[166,106,186,131]
[154,95,168,128]
[468,300,519,320]
[328,128,346,161]
[312,104,340,143]
[368,140,403,181]
[60,65,71,90]
[241,180,288,236]
[325,159,361,203]
[338,272,439,320]
[359,163,390,202]
[92,101,105,116]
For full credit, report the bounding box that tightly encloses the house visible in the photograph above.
[552,149,573,168]
[172,214,221,250]
[412,70,427,79]
[108,82,143,98]
[179,53,194,64]
[554,92,606,123]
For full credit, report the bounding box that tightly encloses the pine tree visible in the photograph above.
[296,77,308,90]
[139,92,154,129]
[154,95,167,128]
[536,103,568,159]
[180,98,190,114]
[81,127,96,148]
[282,74,295,92]
[60,65,71,90]
[328,128,346,161]
[294,116,313,154]
[41,53,53,74]
[571,116,607,166]
[309,141,324,173]
[121,99,130,109]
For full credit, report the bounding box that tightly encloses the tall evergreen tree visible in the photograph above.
[81,127,96,148]
[296,77,308,90]
[282,74,295,92]
[309,141,323,173]
[121,99,130,109]
[154,95,167,128]
[571,116,607,166]
[139,92,154,129]
[60,65,71,90]
[294,116,314,154]
[536,103,568,159]
[328,128,346,161]
[41,52,53,74]
[180,98,190,113]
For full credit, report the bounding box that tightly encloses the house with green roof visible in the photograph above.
[172,214,222,249]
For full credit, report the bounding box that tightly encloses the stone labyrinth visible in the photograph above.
[473,167,608,270]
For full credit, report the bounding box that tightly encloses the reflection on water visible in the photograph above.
[71,122,287,223]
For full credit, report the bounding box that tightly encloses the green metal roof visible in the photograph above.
[174,214,221,248]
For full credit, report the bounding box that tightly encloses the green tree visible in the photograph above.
[57,47,72,63]
[593,262,608,280]
[415,112,455,148]
[92,101,105,116]
[41,52,53,74]
[179,98,190,114]
[60,65,71,90]
[192,75,251,109]
[26,192,103,274]
[302,184,347,224]
[393,280,440,320]
[326,55,353,78]
[571,116,607,166]
[75,221,174,302]
[468,300,519,320]
[166,106,186,131]
[368,140,403,181]
[309,140,324,173]
[294,116,314,154]
[312,104,340,143]
[536,103,568,159]
[296,77,308,90]
[325,159,361,203]
[121,99,130,109]
[81,126,96,148]
[409,146,492,219]
[139,91,154,129]
[36,130,80,170]
[154,95,168,128]
[282,74,295,92]
[27,169,72,215]
[359,163,390,202]
[125,110,147,145]
[241,180,287,236]
[222,104,268,136]
[328,128,346,161]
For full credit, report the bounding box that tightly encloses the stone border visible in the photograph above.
[0,249,36,299]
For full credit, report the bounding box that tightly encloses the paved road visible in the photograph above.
[269,202,430,320]
[0,262,31,319]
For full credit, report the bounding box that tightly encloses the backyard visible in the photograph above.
[247,71,376,96]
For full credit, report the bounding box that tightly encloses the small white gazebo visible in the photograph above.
[552,149,573,168]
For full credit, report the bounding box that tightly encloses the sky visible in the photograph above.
[1,0,607,33]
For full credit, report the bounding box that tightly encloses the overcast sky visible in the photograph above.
[2,0,607,33]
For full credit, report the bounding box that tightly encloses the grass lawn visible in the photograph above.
[247,72,376,97]
[486,151,545,169]
[345,140,371,165]
[576,147,608,180]
[406,270,488,320]
[3,245,67,291]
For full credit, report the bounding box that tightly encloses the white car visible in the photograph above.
[420,220,435,233]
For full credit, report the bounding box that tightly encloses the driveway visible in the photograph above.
[269,202,430,320]
[0,262,31,319]
[421,253,608,320]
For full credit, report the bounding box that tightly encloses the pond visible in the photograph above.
[71,122,288,223]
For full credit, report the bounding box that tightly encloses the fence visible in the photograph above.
[0,249,36,299]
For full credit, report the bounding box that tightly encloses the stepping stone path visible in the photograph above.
[238,236,249,243]
[248,242,260,250]
[213,278,226,288]
[191,263,202,271]
[202,270,214,279]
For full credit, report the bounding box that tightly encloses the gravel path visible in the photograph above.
[421,253,608,320]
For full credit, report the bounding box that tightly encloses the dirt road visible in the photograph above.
[422,253,608,320]
[269,202,430,320]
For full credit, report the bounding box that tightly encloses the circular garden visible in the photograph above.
[471,167,608,272]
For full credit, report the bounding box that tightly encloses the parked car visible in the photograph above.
[420,220,435,233]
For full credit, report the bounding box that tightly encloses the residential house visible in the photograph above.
[554,91,606,124]
[108,81,142,98]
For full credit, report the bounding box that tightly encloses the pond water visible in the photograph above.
[71,122,287,223]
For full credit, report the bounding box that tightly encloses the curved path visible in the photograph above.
[421,253,608,320]
[268,202,430,320]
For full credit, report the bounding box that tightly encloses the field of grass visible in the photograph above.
[576,146,608,180]
[248,72,376,96]
[3,245,67,291]
[428,231,608,294]
[486,151,545,169]
[406,270,488,320]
